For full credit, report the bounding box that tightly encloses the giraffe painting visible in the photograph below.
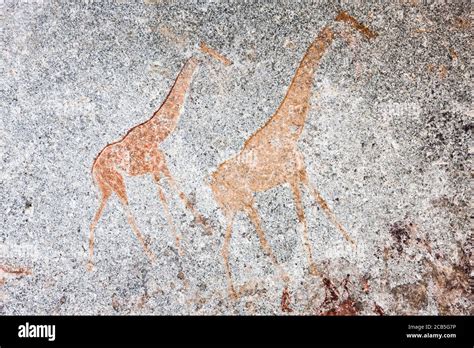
[88,44,231,271]
[210,12,377,297]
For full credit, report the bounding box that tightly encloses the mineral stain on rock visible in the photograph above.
[391,282,428,314]
[389,221,415,254]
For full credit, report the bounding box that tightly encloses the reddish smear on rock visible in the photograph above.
[318,275,362,316]
[361,276,370,294]
[341,274,353,297]
[373,302,385,316]
[281,286,293,313]
[321,277,340,307]
[321,298,359,316]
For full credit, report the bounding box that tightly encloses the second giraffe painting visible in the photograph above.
[210,11,376,297]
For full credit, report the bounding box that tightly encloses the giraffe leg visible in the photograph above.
[122,204,157,263]
[161,163,213,236]
[299,168,356,248]
[107,170,157,263]
[289,180,319,276]
[245,202,289,284]
[221,212,237,298]
[88,186,111,271]
[153,173,183,256]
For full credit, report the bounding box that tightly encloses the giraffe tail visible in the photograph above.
[91,159,100,187]
[90,143,112,186]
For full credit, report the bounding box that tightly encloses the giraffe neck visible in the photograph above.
[150,57,199,141]
[248,27,334,147]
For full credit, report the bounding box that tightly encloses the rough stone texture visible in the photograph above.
[1,0,472,315]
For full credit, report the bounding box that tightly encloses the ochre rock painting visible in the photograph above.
[0,264,32,286]
[88,44,230,271]
[210,12,376,297]
[3,0,471,317]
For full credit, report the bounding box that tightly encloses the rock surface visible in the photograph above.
[1,0,471,315]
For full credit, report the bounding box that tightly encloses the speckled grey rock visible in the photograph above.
[1,0,471,315]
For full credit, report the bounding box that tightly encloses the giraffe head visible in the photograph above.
[335,11,378,41]
[198,41,233,66]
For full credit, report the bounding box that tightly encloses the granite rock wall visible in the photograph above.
[1,0,471,315]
